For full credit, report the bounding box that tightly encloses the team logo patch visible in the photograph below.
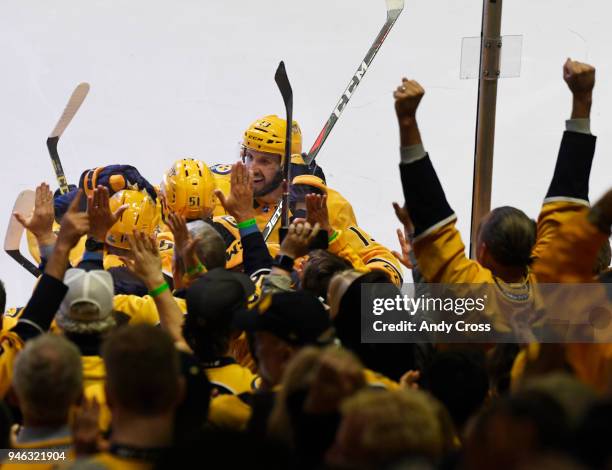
[211,164,232,175]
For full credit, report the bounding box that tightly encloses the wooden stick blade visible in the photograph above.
[4,190,41,277]
[386,0,405,18]
[49,82,90,139]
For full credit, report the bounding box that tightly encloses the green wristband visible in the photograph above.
[149,282,170,297]
[237,218,257,229]
[328,231,339,243]
[187,263,204,276]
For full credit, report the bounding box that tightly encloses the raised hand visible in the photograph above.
[166,212,201,279]
[87,185,128,242]
[166,212,190,260]
[122,231,164,290]
[46,190,89,280]
[57,189,89,250]
[394,78,425,124]
[214,161,256,223]
[14,182,56,245]
[305,193,332,234]
[392,203,414,269]
[564,58,595,119]
[564,58,595,97]
[280,221,321,260]
[399,370,420,389]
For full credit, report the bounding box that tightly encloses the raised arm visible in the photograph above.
[215,162,273,277]
[533,59,598,261]
[14,190,89,340]
[394,79,490,283]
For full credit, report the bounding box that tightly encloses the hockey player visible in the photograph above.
[157,158,218,274]
[211,114,403,283]
[103,189,159,267]
[159,158,217,221]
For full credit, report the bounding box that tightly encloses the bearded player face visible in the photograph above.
[243,149,283,197]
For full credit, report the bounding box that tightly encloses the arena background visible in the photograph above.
[1,0,611,306]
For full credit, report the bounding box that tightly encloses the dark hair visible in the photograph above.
[476,390,569,450]
[573,400,612,468]
[478,206,536,267]
[0,279,5,313]
[301,250,352,299]
[486,343,520,397]
[420,349,489,429]
[183,317,233,361]
[334,272,420,381]
[102,325,181,415]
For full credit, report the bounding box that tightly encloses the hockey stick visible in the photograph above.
[274,61,293,238]
[261,0,405,241]
[47,82,90,195]
[4,190,42,277]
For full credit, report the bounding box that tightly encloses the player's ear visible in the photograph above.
[476,242,488,265]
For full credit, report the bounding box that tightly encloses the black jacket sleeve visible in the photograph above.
[241,231,273,278]
[399,154,455,238]
[545,131,597,203]
[12,274,68,341]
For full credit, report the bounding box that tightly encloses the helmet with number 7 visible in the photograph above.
[106,190,159,250]
[160,158,217,220]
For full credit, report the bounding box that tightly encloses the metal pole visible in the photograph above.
[470,0,503,258]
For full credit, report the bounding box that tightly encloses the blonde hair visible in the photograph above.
[267,346,364,445]
[338,388,445,462]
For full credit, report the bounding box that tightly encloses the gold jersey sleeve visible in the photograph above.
[208,394,252,431]
[205,363,257,396]
[333,226,404,285]
[531,200,591,264]
[81,355,111,432]
[0,331,25,398]
[112,294,187,325]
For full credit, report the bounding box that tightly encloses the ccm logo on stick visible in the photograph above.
[333,61,369,117]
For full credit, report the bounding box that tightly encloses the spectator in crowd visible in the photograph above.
[393,59,597,338]
[419,349,489,435]
[81,325,184,469]
[268,346,366,468]
[11,334,82,450]
[465,390,569,470]
[326,388,448,469]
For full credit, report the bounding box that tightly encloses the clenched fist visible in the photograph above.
[394,78,425,124]
[563,58,595,98]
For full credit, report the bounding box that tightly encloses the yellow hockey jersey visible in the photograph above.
[209,169,403,284]
[203,358,258,396]
[82,355,111,432]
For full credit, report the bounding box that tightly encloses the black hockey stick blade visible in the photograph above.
[47,137,70,195]
[47,82,90,195]
[274,61,293,232]
[4,190,42,277]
